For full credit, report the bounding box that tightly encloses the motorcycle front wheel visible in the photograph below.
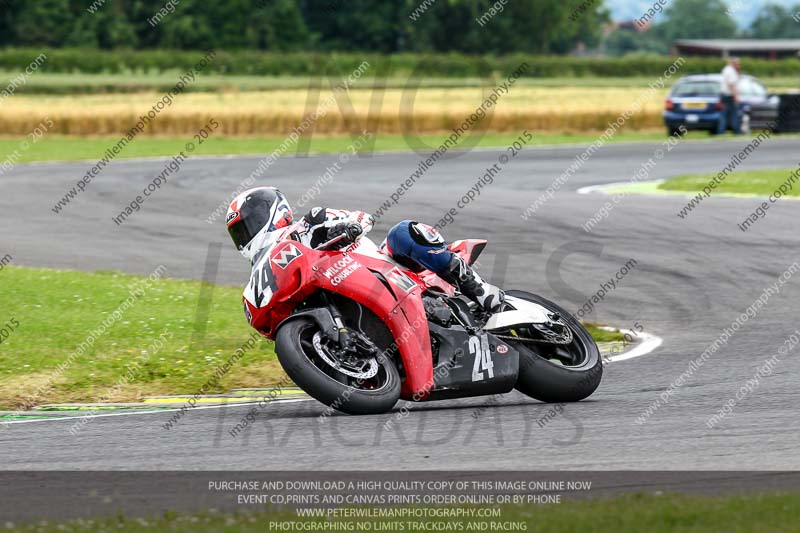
[275,316,401,415]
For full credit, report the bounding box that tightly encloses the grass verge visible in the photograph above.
[658,167,800,197]
[0,266,277,410]
[0,266,621,409]
[583,323,625,344]
[8,492,800,532]
[0,130,720,164]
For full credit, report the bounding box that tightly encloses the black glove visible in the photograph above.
[326,223,363,249]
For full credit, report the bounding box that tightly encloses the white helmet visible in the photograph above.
[226,187,293,260]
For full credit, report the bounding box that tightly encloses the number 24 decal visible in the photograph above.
[470,334,494,382]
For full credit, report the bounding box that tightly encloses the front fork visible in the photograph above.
[319,292,353,349]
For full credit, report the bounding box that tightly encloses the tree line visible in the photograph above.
[0,0,608,54]
[2,0,797,57]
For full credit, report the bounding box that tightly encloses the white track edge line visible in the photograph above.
[576,180,665,195]
[605,329,663,363]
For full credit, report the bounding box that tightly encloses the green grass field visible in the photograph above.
[0,266,276,409]
[0,266,619,409]
[2,72,795,94]
[659,167,800,197]
[0,130,726,164]
[9,492,800,532]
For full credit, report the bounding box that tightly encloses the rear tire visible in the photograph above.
[505,291,602,403]
[275,317,401,415]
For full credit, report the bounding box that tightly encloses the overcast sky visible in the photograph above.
[606,0,798,27]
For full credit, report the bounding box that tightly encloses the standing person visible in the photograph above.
[718,57,742,134]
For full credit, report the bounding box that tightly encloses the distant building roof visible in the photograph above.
[674,39,800,59]
[615,20,650,33]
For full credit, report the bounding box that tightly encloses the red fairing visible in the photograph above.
[244,237,490,400]
[448,239,488,265]
[244,240,435,400]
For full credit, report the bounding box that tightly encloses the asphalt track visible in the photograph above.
[2,136,800,471]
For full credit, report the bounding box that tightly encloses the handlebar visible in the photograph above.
[314,233,349,251]
[314,223,363,251]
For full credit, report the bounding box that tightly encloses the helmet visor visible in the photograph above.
[228,209,270,251]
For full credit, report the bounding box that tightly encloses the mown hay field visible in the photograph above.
[1,85,671,136]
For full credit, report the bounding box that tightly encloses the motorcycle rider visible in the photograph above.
[225,186,504,312]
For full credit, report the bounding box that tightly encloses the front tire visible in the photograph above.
[275,317,401,415]
[505,291,602,403]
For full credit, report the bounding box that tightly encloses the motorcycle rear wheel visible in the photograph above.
[275,317,401,415]
[505,290,602,403]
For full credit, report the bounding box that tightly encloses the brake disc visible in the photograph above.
[312,332,379,379]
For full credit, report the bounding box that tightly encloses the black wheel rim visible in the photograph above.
[500,304,590,368]
[297,324,392,392]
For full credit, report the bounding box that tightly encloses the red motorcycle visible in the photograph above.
[244,223,602,414]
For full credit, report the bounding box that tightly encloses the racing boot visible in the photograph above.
[442,255,504,313]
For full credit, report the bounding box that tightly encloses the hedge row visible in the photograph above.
[1,48,798,78]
